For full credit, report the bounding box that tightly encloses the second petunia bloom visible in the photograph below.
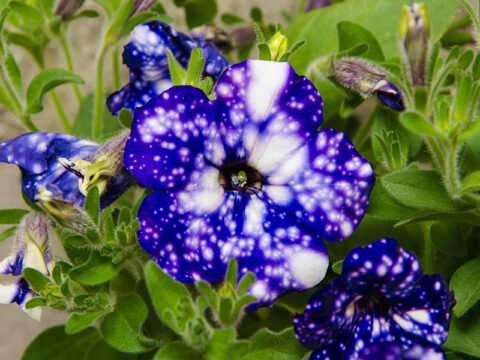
[293,238,455,359]
[124,60,375,305]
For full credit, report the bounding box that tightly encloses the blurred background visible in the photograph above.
[0,1,295,359]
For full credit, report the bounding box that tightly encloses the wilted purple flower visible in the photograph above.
[334,58,405,111]
[107,21,229,116]
[293,238,455,360]
[124,60,375,305]
[0,132,133,209]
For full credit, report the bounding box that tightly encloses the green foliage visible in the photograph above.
[0,226,15,243]
[185,0,217,29]
[22,326,100,360]
[66,308,112,335]
[69,250,124,286]
[337,21,385,61]
[450,257,480,317]
[101,293,157,353]
[25,69,84,114]
[445,305,480,357]
[242,328,308,360]
[0,208,28,224]
[22,268,51,292]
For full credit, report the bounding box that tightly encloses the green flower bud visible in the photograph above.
[399,3,430,86]
[268,31,288,61]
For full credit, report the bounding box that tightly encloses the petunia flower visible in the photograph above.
[107,21,230,116]
[293,238,455,359]
[0,214,52,320]
[0,132,134,209]
[124,59,375,305]
[0,278,40,320]
[358,341,445,360]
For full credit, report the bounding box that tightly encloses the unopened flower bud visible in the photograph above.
[55,0,85,20]
[305,0,331,12]
[0,214,52,276]
[268,31,288,61]
[190,25,233,53]
[399,3,430,86]
[334,58,405,111]
[131,0,155,16]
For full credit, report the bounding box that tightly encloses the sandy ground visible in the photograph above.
[0,1,295,359]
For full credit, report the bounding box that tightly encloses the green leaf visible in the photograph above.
[85,340,137,360]
[85,186,99,225]
[66,309,112,335]
[185,0,217,28]
[203,328,249,360]
[166,49,187,85]
[101,293,156,353]
[331,260,343,274]
[367,181,417,219]
[237,272,255,297]
[243,328,308,360]
[144,261,192,330]
[394,209,480,227]
[94,0,116,18]
[381,170,468,212]
[430,222,468,257]
[459,171,480,194]
[72,93,94,138]
[22,326,100,360]
[23,268,51,292]
[0,226,15,243]
[337,21,384,61]
[218,296,234,325]
[9,2,45,26]
[399,111,444,138]
[221,13,246,25]
[450,257,480,317]
[445,306,480,357]
[69,251,123,286]
[226,257,238,288]
[0,208,28,224]
[25,297,47,309]
[6,51,21,94]
[154,342,199,360]
[119,108,133,128]
[67,9,100,22]
[26,69,84,114]
[250,6,262,22]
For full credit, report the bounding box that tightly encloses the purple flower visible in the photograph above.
[124,60,374,305]
[107,21,230,116]
[0,132,133,208]
[358,341,445,360]
[293,238,455,359]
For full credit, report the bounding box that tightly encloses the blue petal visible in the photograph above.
[124,86,224,190]
[107,21,229,115]
[136,185,329,305]
[358,341,445,360]
[341,238,422,297]
[213,60,324,162]
[260,128,374,242]
[0,133,98,204]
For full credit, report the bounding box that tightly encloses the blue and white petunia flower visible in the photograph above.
[293,238,455,359]
[0,278,40,320]
[0,132,133,209]
[107,21,230,116]
[124,59,375,305]
[358,341,445,360]
[0,214,52,320]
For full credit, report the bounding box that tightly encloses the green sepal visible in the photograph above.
[23,268,51,292]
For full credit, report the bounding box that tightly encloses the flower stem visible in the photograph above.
[423,222,435,274]
[50,89,72,133]
[296,0,306,15]
[59,36,83,103]
[461,0,480,42]
[93,42,109,139]
[112,46,121,90]
[353,106,376,149]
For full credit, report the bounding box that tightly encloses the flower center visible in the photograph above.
[354,293,390,317]
[218,162,264,194]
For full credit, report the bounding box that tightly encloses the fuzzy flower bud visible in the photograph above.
[399,3,430,86]
[268,31,288,61]
[334,58,405,111]
[55,0,85,20]
[190,25,233,53]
